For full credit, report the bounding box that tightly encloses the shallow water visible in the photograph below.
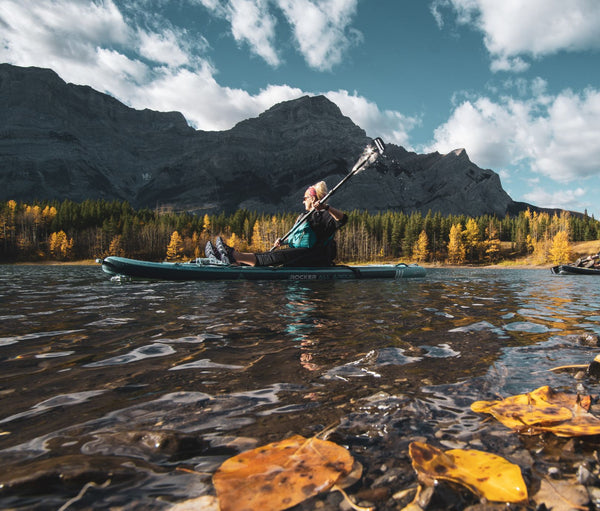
[1,265,600,509]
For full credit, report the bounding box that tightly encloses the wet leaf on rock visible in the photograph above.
[408,441,528,504]
[471,385,600,437]
[533,478,590,511]
[213,434,355,511]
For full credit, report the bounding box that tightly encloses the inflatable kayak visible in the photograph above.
[551,264,600,275]
[98,256,426,281]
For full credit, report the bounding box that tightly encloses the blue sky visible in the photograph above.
[1,0,600,216]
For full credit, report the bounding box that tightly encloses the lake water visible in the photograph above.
[1,265,600,510]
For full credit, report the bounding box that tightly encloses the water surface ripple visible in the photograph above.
[1,265,600,509]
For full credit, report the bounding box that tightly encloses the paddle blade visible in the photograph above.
[373,137,385,154]
[351,137,385,174]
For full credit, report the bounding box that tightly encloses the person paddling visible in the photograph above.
[205,181,347,267]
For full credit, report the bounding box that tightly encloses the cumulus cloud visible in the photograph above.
[434,0,600,72]
[523,187,586,212]
[197,0,280,66]
[135,64,304,130]
[137,29,192,68]
[0,0,131,66]
[426,84,600,184]
[197,0,361,70]
[275,0,361,71]
[325,91,420,148]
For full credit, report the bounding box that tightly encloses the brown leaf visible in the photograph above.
[213,434,354,511]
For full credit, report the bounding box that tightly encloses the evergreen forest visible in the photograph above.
[2,199,599,265]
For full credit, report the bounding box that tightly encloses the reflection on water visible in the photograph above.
[1,265,600,508]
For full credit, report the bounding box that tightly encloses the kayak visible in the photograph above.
[98,256,426,281]
[551,264,600,275]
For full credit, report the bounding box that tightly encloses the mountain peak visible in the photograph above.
[0,63,525,217]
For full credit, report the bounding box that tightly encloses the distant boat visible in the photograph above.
[551,264,600,275]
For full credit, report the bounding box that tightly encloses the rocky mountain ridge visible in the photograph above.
[1,63,537,217]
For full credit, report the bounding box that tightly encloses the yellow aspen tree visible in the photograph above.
[531,235,551,264]
[525,234,535,254]
[250,220,264,251]
[549,230,573,264]
[166,231,184,261]
[48,232,58,257]
[109,235,125,256]
[484,225,502,263]
[42,205,57,224]
[202,214,211,235]
[61,235,74,260]
[447,223,466,264]
[227,232,239,250]
[48,230,73,260]
[463,218,480,262]
[412,230,429,262]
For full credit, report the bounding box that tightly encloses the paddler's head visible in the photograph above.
[303,181,327,210]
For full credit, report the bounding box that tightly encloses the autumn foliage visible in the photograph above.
[1,199,598,264]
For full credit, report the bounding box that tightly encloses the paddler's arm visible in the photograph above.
[315,201,346,223]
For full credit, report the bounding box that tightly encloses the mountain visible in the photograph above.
[1,63,528,217]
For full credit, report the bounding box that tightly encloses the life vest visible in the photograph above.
[287,220,317,248]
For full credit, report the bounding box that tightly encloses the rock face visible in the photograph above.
[1,63,521,216]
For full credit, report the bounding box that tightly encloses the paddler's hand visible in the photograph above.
[314,200,329,211]
[272,238,283,249]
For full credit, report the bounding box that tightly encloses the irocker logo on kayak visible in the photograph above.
[288,274,319,280]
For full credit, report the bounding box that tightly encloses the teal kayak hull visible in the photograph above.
[99,256,426,281]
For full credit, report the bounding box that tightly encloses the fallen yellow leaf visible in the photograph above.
[471,385,599,436]
[213,434,354,511]
[409,442,528,504]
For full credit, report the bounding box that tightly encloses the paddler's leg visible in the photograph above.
[232,250,257,266]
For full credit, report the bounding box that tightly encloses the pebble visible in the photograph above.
[548,466,561,479]
[577,464,592,485]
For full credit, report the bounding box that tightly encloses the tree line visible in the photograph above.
[1,199,599,265]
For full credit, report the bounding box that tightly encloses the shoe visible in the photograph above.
[205,241,222,263]
[216,236,235,265]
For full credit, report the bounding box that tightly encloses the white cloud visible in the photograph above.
[325,91,419,148]
[198,0,281,66]
[275,0,361,71]
[523,187,586,212]
[196,0,362,70]
[0,0,131,65]
[133,64,304,130]
[436,0,600,72]
[137,29,191,68]
[427,85,600,184]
